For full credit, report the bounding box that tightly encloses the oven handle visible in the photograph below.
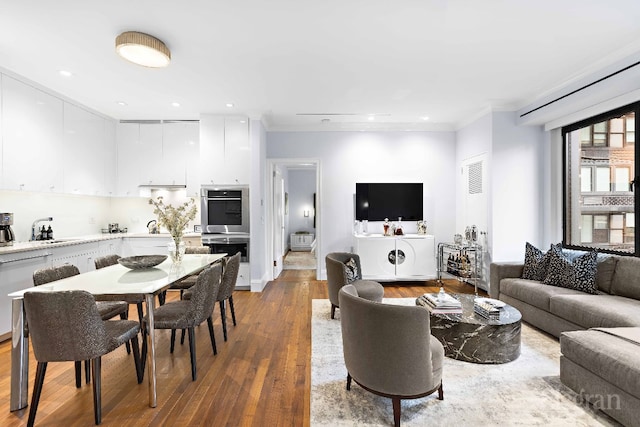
[205,197,242,201]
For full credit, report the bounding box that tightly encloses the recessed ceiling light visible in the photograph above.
[421,116,430,121]
[239,120,246,124]
[58,70,73,77]
[115,31,171,68]
[226,103,234,108]
[368,115,375,121]
[171,102,181,107]
[116,101,128,106]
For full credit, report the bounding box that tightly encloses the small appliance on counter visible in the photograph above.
[0,213,15,247]
[102,223,128,234]
[147,220,159,234]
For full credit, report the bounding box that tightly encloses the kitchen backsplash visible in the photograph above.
[0,190,200,242]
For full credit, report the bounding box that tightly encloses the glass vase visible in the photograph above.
[168,238,186,264]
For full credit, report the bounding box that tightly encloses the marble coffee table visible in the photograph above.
[417,293,522,364]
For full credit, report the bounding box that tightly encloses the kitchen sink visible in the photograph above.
[34,238,80,245]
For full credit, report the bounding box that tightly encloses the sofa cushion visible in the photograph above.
[544,248,598,294]
[522,242,560,281]
[500,278,585,311]
[610,256,640,300]
[561,328,640,400]
[550,294,640,328]
[595,255,618,294]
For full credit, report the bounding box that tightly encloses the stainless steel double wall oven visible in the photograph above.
[200,185,250,262]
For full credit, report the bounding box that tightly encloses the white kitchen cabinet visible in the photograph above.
[354,234,436,280]
[121,236,170,257]
[199,115,250,186]
[116,121,199,195]
[237,262,250,289]
[0,249,51,338]
[62,103,106,195]
[1,75,64,192]
[103,120,117,196]
[49,241,102,273]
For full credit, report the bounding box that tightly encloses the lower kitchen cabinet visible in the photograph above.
[121,236,170,257]
[0,249,51,339]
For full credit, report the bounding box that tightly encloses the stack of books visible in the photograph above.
[417,292,463,314]
[473,300,500,319]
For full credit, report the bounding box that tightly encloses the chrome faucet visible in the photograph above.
[31,217,53,241]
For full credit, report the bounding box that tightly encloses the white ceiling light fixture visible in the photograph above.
[226,103,234,108]
[115,31,171,68]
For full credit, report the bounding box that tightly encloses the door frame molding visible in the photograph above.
[266,158,321,281]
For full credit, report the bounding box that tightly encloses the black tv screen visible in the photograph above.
[355,183,423,221]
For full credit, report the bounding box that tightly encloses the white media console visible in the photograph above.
[353,233,436,281]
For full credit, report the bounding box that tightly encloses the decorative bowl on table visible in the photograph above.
[118,255,168,269]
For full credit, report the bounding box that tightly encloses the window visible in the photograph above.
[563,103,638,255]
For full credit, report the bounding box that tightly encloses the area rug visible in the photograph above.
[284,250,316,270]
[311,298,619,426]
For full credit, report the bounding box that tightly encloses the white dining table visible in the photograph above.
[8,253,226,411]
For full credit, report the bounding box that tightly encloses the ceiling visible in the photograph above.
[1,1,640,131]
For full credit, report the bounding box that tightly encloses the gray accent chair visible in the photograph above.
[94,254,145,324]
[143,263,222,381]
[23,290,143,426]
[32,264,131,386]
[339,285,444,427]
[326,252,384,319]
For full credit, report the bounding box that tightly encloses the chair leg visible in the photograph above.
[120,312,131,354]
[158,291,166,306]
[346,373,352,391]
[219,300,228,342]
[170,329,176,353]
[187,327,197,381]
[85,360,91,384]
[392,397,401,427]
[92,357,102,425]
[136,302,144,325]
[331,304,336,319]
[180,328,186,345]
[75,361,82,388]
[438,382,444,400]
[27,362,47,427]
[131,335,143,384]
[229,295,237,326]
[206,317,217,355]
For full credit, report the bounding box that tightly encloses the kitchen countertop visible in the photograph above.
[0,232,202,255]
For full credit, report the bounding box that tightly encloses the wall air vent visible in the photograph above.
[468,161,483,195]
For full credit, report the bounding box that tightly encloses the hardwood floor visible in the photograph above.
[0,271,482,426]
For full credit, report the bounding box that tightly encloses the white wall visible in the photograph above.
[267,131,457,275]
[287,169,316,239]
[249,118,267,290]
[490,112,546,262]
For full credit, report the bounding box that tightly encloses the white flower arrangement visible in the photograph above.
[150,197,197,247]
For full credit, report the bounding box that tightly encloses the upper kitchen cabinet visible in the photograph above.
[1,76,64,192]
[116,121,198,196]
[199,115,250,185]
[62,103,109,195]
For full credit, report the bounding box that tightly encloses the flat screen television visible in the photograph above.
[355,183,423,221]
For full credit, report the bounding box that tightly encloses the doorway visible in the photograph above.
[267,159,320,280]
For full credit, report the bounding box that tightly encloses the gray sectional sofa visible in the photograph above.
[490,254,640,426]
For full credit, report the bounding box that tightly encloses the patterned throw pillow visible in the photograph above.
[344,258,359,283]
[522,242,561,281]
[543,247,599,294]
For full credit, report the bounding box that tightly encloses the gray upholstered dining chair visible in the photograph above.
[216,251,240,341]
[338,285,444,427]
[94,254,145,324]
[33,263,131,386]
[159,246,211,303]
[325,252,384,319]
[179,252,240,344]
[23,290,143,426]
[143,262,222,381]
